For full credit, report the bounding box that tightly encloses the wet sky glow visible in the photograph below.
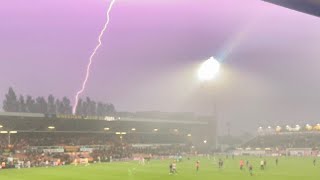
[0,0,320,134]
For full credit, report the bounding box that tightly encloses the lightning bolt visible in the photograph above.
[72,0,117,114]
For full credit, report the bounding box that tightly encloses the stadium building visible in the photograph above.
[0,111,216,163]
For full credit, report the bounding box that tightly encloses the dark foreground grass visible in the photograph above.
[0,157,319,180]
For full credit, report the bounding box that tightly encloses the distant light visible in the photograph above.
[203,140,207,144]
[174,129,178,132]
[0,125,3,128]
[116,132,126,135]
[317,124,320,126]
[131,128,136,131]
[268,126,271,129]
[187,134,192,137]
[198,57,220,81]
[104,127,110,131]
[9,131,17,134]
[153,129,158,132]
[191,146,195,149]
[296,125,300,127]
[48,126,55,130]
[0,131,8,134]
[118,117,121,120]
[258,127,263,129]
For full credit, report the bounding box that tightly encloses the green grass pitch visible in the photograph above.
[0,157,319,180]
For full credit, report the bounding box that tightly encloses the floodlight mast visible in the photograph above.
[198,57,221,151]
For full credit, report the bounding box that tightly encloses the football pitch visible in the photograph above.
[0,157,319,180]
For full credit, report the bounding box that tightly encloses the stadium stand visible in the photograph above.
[0,112,215,168]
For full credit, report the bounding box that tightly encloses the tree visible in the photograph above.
[1,87,117,115]
[89,100,97,116]
[47,95,56,114]
[56,99,64,114]
[3,87,19,112]
[106,103,115,115]
[75,98,83,115]
[83,97,92,116]
[97,102,104,116]
[62,97,72,114]
[18,95,27,112]
[35,97,48,114]
[26,95,36,113]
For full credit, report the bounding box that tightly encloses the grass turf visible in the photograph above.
[0,157,319,180]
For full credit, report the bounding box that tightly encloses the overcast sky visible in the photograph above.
[0,0,320,134]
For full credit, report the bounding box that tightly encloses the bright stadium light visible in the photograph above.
[153,128,158,132]
[131,128,136,131]
[116,132,121,135]
[198,57,220,81]
[48,126,55,130]
[0,125,3,128]
[0,131,8,134]
[203,140,207,144]
[187,134,192,137]
[9,131,17,134]
[104,127,110,131]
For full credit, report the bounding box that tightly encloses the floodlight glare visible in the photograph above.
[198,57,220,81]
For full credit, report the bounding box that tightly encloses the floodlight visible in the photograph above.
[198,57,220,81]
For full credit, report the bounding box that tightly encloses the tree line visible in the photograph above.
[2,87,116,116]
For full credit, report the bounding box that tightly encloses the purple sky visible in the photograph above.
[1,0,320,134]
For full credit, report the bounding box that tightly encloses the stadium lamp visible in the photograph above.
[0,125,3,128]
[116,132,126,135]
[9,131,17,134]
[48,126,55,130]
[203,140,207,144]
[131,128,136,131]
[104,127,110,131]
[153,128,158,132]
[0,131,8,134]
[187,134,192,137]
[198,57,220,81]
